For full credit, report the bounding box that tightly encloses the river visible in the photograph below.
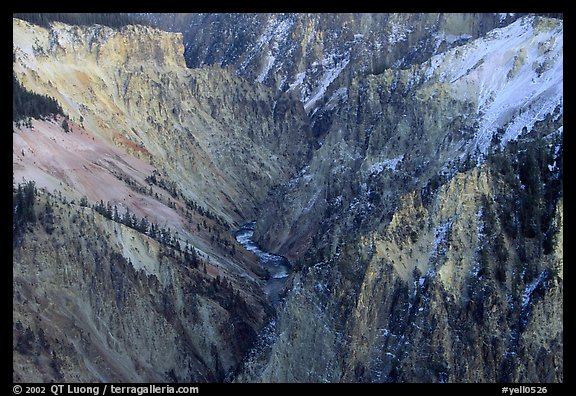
[235,220,291,306]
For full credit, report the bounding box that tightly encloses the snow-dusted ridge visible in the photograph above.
[304,53,350,112]
[423,16,563,155]
[246,16,294,84]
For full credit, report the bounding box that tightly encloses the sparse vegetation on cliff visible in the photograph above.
[13,13,150,29]
[13,187,267,382]
[13,75,63,123]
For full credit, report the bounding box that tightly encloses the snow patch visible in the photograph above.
[367,155,404,174]
[304,53,350,112]
[332,195,343,207]
[522,270,548,308]
[432,218,454,253]
[476,207,487,243]
[387,23,413,45]
[425,16,563,156]
[240,16,294,77]
[288,71,306,92]
[325,87,348,111]
[256,51,276,83]
[303,189,322,212]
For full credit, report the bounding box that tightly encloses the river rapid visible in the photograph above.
[235,221,291,306]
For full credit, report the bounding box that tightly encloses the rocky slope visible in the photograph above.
[236,15,563,383]
[255,15,563,262]
[12,17,312,382]
[13,186,268,382]
[13,18,312,227]
[140,13,522,131]
[13,14,563,383]
[238,164,562,382]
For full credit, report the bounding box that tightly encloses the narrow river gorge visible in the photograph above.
[235,221,291,306]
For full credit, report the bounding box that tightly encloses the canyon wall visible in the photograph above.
[239,15,563,383]
[13,14,563,383]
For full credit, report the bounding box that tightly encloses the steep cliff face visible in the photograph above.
[13,188,268,382]
[13,17,311,382]
[237,15,563,383]
[13,14,563,384]
[13,18,312,226]
[141,12,522,131]
[240,162,562,382]
[255,16,562,262]
[341,166,562,382]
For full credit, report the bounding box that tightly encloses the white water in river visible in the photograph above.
[235,220,291,305]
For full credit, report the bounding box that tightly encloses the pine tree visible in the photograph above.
[105,202,113,220]
[41,200,55,234]
[13,13,152,30]
[61,118,70,133]
[149,223,157,239]
[123,208,133,227]
[13,181,37,246]
[138,217,149,234]
[13,75,64,122]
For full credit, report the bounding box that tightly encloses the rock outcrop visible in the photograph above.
[237,15,563,383]
[12,17,312,382]
[255,16,562,263]
[239,161,562,382]
[142,13,521,116]
[13,18,313,227]
[13,188,269,382]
